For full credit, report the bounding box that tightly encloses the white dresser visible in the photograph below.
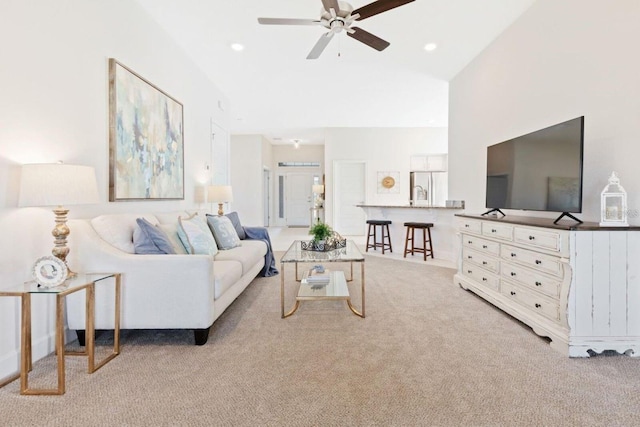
[454,214,640,357]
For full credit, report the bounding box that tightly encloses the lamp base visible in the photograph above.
[217,203,224,216]
[51,206,76,277]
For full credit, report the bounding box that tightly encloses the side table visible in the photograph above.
[0,272,121,395]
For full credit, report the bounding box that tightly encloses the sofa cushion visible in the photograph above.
[91,213,159,253]
[214,240,267,275]
[177,213,218,256]
[133,218,176,254]
[157,223,188,254]
[213,260,243,300]
[207,215,241,250]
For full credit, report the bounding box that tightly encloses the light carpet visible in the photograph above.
[1,254,639,426]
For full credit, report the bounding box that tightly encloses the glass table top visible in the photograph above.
[0,273,116,294]
[281,240,364,263]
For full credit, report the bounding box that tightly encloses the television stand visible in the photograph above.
[482,208,505,217]
[553,212,583,224]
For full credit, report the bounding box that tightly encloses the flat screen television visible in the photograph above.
[485,116,584,223]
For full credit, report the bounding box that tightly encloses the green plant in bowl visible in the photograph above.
[309,221,333,242]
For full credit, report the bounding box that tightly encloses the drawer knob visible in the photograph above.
[529,235,535,240]
[491,229,497,233]
[482,261,487,265]
[465,224,469,228]
[535,281,542,286]
[535,260,542,265]
[467,270,472,274]
[511,252,517,257]
[510,291,516,296]
[535,303,541,308]
[482,245,488,249]
[467,255,473,259]
[482,277,487,282]
[468,240,472,244]
[510,272,516,276]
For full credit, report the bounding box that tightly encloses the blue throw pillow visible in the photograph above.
[210,212,245,240]
[133,218,176,254]
[207,215,242,250]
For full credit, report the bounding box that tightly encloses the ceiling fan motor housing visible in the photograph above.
[321,1,354,19]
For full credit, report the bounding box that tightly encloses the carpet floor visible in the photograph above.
[1,254,639,426]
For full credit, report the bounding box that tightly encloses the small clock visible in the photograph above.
[377,171,400,194]
[32,256,68,288]
[382,176,395,189]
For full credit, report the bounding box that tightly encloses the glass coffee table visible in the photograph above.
[280,240,365,318]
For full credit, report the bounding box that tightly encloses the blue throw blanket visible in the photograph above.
[243,226,279,277]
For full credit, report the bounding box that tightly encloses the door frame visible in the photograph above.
[332,160,367,235]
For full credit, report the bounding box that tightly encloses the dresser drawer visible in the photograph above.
[500,263,562,298]
[514,227,562,252]
[462,235,500,256]
[462,248,499,273]
[482,222,513,241]
[459,219,482,235]
[501,281,560,322]
[462,261,500,291]
[501,244,563,277]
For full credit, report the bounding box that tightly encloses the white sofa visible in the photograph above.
[66,212,267,345]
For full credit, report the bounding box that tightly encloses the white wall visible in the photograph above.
[230,135,265,226]
[0,0,229,380]
[449,0,640,223]
[324,128,448,226]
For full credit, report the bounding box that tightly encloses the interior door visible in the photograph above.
[333,161,366,235]
[286,173,313,226]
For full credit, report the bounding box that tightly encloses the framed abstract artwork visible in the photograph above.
[108,58,184,201]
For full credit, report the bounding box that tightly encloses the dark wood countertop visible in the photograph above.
[357,204,464,210]
[456,213,640,231]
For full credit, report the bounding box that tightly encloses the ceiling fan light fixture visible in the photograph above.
[423,42,437,52]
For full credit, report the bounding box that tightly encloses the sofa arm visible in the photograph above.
[67,220,216,330]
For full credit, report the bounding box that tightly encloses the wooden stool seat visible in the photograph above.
[366,220,393,254]
[403,222,434,260]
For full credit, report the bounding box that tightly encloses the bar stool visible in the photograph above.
[403,222,434,261]
[366,220,393,254]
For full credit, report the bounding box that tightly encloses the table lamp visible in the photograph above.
[312,184,325,208]
[19,163,100,275]
[207,185,233,215]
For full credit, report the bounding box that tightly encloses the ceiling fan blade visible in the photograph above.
[353,0,415,21]
[307,32,335,59]
[321,0,341,14]
[258,18,321,26]
[347,27,390,51]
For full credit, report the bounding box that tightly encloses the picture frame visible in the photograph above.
[32,256,68,288]
[109,58,184,201]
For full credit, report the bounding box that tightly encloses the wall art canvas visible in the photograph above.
[109,58,184,201]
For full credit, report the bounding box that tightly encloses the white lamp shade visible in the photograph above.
[312,184,325,194]
[19,163,100,207]
[207,185,233,203]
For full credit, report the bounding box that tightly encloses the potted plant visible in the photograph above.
[309,221,332,243]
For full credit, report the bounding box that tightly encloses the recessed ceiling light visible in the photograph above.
[424,43,437,52]
[230,43,244,52]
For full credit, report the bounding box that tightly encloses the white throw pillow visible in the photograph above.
[177,213,218,256]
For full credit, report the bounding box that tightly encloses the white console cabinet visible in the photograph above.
[454,214,640,357]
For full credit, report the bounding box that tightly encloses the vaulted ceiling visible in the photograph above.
[135,0,535,144]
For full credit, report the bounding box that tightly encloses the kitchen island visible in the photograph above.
[356,204,464,263]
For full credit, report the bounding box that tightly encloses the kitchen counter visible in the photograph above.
[356,204,464,209]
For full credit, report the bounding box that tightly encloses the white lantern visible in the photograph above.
[600,172,628,227]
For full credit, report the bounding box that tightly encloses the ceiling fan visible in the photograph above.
[258,0,415,59]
